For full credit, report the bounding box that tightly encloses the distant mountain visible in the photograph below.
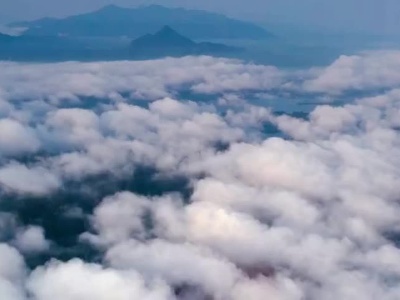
[0,27,242,61]
[130,26,243,59]
[132,26,195,48]
[11,5,273,40]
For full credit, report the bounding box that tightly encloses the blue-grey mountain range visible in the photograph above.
[11,4,273,40]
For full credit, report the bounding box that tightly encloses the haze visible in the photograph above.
[0,0,399,35]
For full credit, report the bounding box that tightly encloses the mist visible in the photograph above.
[1,0,399,36]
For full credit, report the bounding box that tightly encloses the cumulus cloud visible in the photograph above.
[83,192,151,245]
[28,259,172,300]
[0,119,40,157]
[13,226,50,254]
[0,244,26,300]
[0,164,60,196]
[0,57,283,104]
[304,51,400,94]
[0,52,399,299]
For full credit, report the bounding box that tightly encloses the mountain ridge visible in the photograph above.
[11,5,273,40]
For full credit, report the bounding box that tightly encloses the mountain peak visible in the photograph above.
[130,25,242,60]
[132,26,195,48]
[156,25,183,38]
[14,5,273,40]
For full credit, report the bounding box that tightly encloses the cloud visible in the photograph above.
[0,52,399,299]
[0,244,26,300]
[0,26,26,36]
[44,97,246,179]
[304,51,400,94]
[27,259,173,300]
[0,57,283,104]
[0,163,60,195]
[83,192,151,245]
[106,239,242,298]
[13,226,50,254]
[0,119,40,157]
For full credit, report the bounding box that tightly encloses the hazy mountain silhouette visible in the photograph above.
[12,5,272,40]
[130,26,243,58]
[0,26,242,61]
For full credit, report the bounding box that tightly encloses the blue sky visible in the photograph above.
[0,0,399,35]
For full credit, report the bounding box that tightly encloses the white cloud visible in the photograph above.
[84,192,151,245]
[28,259,172,300]
[0,244,26,300]
[13,226,50,254]
[304,51,400,94]
[0,52,400,299]
[106,239,242,298]
[0,57,283,104]
[0,164,60,195]
[0,119,40,157]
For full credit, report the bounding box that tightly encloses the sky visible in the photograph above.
[0,0,399,35]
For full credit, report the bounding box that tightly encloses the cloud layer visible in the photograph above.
[0,52,400,300]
